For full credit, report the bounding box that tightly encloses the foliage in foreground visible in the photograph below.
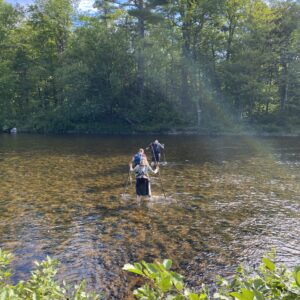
[123,252,300,300]
[1,248,300,300]
[0,249,100,299]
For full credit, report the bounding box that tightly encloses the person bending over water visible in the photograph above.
[129,158,159,203]
[147,140,164,166]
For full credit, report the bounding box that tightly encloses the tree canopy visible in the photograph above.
[0,0,299,134]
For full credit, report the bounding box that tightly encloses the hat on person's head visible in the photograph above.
[154,140,158,143]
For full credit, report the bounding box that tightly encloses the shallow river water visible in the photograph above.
[0,134,299,299]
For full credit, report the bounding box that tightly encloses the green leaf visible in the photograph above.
[296,270,300,286]
[230,289,254,300]
[142,261,159,277]
[172,272,184,281]
[262,258,275,272]
[252,278,264,289]
[163,259,172,270]
[3,271,11,278]
[0,290,7,300]
[241,289,254,300]
[173,278,184,291]
[122,263,144,276]
[253,290,264,300]
[159,275,172,292]
[213,292,230,299]
[230,292,244,300]
[188,293,200,300]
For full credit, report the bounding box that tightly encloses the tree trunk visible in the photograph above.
[137,0,145,99]
[226,20,235,61]
[180,20,191,112]
[196,102,202,128]
[280,62,288,112]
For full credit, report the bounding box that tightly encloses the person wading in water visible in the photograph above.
[130,148,147,167]
[147,140,164,166]
[129,157,159,203]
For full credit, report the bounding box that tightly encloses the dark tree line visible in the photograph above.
[0,0,299,133]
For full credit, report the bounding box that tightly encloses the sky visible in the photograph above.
[5,0,97,12]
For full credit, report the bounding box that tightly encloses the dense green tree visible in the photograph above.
[56,19,135,130]
[94,0,168,98]
[164,0,224,116]
[0,0,19,127]
[26,0,73,108]
[0,0,299,133]
[271,0,299,114]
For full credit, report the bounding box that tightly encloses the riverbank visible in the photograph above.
[3,126,300,137]
[2,112,300,136]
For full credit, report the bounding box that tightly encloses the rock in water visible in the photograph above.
[10,127,17,134]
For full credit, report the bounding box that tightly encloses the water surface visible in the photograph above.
[0,134,299,299]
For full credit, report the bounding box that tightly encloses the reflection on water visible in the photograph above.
[0,134,299,299]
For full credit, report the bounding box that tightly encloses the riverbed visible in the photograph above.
[0,134,299,299]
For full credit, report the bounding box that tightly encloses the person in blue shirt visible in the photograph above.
[130,148,147,168]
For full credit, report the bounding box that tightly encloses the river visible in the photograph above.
[0,134,299,299]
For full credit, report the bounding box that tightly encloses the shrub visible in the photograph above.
[0,248,100,299]
[124,251,300,300]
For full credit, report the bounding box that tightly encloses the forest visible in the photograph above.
[0,0,299,134]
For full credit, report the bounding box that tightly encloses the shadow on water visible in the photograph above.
[0,134,299,299]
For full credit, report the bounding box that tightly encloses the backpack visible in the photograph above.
[134,153,142,165]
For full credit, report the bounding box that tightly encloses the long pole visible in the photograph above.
[123,170,131,196]
[150,145,167,199]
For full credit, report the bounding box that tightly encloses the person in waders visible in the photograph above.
[129,157,159,203]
